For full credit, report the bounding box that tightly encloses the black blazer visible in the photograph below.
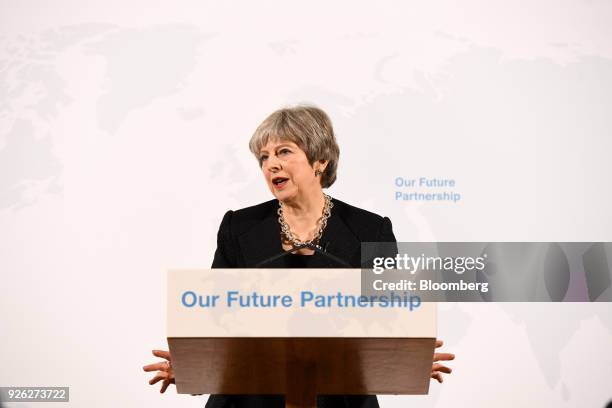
[212,198,396,269]
[207,198,397,408]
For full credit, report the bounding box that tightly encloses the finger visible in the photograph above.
[435,340,443,348]
[431,372,443,383]
[432,363,452,374]
[152,350,171,360]
[149,372,169,385]
[143,362,169,372]
[160,379,170,394]
[149,372,168,385]
[433,353,455,362]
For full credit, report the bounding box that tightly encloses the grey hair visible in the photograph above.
[249,105,340,188]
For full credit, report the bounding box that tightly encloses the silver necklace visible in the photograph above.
[278,194,333,249]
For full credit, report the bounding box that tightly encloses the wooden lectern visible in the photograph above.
[167,269,437,408]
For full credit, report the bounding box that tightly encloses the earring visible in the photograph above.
[315,169,322,177]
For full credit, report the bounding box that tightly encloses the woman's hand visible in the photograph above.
[143,343,453,391]
[431,340,455,383]
[143,350,175,393]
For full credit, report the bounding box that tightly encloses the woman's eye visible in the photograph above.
[259,155,268,164]
[278,148,291,155]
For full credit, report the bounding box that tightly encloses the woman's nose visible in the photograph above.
[265,155,281,172]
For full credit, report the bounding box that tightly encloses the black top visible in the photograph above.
[206,198,397,408]
[211,198,396,269]
[285,253,325,268]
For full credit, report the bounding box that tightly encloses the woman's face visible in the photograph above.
[258,139,322,203]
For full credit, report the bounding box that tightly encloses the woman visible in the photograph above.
[144,105,455,407]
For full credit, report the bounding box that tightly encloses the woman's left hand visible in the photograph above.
[431,339,455,383]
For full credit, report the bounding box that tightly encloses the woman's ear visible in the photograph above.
[315,159,329,173]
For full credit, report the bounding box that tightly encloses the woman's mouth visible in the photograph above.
[272,177,289,189]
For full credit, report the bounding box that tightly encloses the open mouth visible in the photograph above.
[272,177,289,188]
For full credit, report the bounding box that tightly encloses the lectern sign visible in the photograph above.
[167,269,436,338]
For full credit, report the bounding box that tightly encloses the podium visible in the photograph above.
[167,269,437,408]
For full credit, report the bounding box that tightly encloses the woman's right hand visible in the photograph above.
[143,350,175,393]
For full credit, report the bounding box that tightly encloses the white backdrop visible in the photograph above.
[1,1,612,407]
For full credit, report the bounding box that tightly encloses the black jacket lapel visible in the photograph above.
[239,211,286,267]
[320,208,361,268]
